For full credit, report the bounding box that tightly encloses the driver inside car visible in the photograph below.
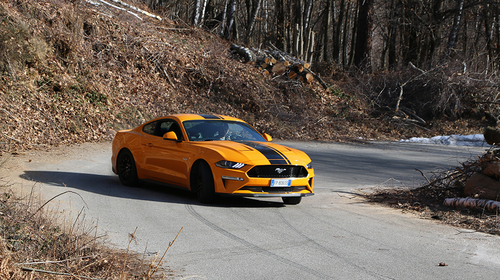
[216,123,230,140]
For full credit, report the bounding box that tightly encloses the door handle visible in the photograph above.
[146,143,153,147]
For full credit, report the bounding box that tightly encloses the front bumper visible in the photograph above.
[220,192,314,198]
[215,167,315,197]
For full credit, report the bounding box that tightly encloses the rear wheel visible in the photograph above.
[193,161,216,204]
[282,196,302,205]
[117,149,139,187]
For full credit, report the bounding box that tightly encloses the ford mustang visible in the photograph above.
[111,114,314,204]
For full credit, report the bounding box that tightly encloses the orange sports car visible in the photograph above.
[111,114,314,204]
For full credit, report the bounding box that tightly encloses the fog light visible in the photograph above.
[222,176,244,181]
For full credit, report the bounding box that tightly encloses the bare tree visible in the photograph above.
[246,0,263,43]
[353,0,373,69]
[193,0,203,26]
[143,0,500,72]
[446,0,464,55]
[226,0,237,39]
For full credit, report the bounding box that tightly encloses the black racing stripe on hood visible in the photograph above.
[240,141,291,165]
[199,114,223,119]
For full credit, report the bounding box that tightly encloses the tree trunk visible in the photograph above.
[226,0,237,39]
[276,0,285,50]
[334,0,345,65]
[341,0,350,67]
[387,0,398,68]
[303,0,314,31]
[192,0,202,26]
[199,0,208,27]
[220,0,229,36]
[353,0,373,69]
[321,0,332,62]
[446,0,464,55]
[246,0,262,43]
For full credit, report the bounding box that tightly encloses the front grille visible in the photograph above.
[263,187,295,193]
[240,186,307,193]
[247,165,308,178]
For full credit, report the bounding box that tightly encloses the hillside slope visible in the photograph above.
[0,0,484,153]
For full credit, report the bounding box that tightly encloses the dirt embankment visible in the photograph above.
[0,0,490,156]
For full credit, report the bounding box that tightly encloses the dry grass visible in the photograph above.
[0,188,178,279]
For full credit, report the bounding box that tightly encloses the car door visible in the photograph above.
[141,119,192,188]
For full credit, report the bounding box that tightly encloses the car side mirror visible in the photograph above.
[263,133,272,142]
[163,131,179,141]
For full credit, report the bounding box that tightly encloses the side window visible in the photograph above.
[157,120,183,140]
[142,121,157,135]
[157,121,173,136]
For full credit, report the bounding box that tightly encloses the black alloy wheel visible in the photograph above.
[117,149,139,187]
[194,161,216,204]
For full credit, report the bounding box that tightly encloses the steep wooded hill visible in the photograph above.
[0,0,486,153]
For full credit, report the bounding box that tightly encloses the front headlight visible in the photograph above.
[215,160,246,169]
[306,162,313,169]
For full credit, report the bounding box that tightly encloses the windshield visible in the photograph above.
[183,120,266,142]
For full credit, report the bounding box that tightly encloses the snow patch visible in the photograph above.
[400,134,490,147]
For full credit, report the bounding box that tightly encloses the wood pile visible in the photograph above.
[230,43,328,89]
[447,150,500,210]
[463,152,500,200]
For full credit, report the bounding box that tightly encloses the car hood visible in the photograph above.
[194,140,311,166]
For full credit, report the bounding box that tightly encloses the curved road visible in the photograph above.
[2,141,500,279]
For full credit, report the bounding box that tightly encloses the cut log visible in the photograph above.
[444,197,500,211]
[482,161,500,179]
[464,173,500,200]
[230,43,255,63]
[305,72,314,83]
[272,62,287,75]
[229,43,329,89]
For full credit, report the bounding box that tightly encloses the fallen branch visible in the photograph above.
[0,132,24,143]
[107,0,162,21]
[0,108,20,122]
[21,267,102,280]
[415,169,432,186]
[444,197,500,211]
[91,0,161,21]
[31,190,89,218]
[16,255,99,266]
[400,106,426,124]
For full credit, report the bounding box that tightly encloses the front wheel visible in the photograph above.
[193,161,216,204]
[117,149,139,187]
[282,196,302,205]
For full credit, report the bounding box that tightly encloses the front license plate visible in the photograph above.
[270,179,291,187]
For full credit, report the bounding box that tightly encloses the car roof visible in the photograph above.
[153,114,245,123]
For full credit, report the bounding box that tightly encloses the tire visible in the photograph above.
[117,149,139,187]
[193,161,216,204]
[282,196,302,205]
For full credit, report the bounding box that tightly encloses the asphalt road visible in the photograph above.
[2,140,500,279]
